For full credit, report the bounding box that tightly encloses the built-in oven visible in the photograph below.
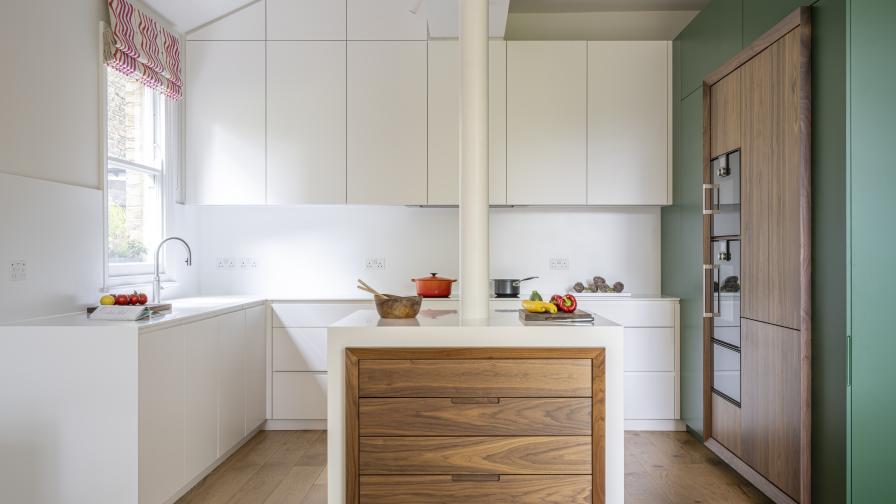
[708,238,741,406]
[704,150,741,237]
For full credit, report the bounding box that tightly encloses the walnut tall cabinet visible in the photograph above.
[702,8,811,504]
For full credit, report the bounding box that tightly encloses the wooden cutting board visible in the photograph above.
[86,303,172,315]
[518,309,594,323]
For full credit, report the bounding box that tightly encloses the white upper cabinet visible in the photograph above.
[587,41,671,205]
[267,0,346,40]
[347,0,428,40]
[267,41,346,204]
[507,42,587,205]
[427,40,507,206]
[187,1,265,41]
[186,41,266,205]
[347,41,427,205]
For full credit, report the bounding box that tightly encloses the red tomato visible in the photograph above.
[115,294,129,305]
[137,292,148,305]
[128,293,139,305]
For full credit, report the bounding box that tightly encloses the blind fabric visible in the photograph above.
[104,0,182,100]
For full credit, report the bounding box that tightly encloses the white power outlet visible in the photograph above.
[217,257,237,269]
[549,257,570,270]
[365,257,386,270]
[239,257,258,269]
[9,260,27,281]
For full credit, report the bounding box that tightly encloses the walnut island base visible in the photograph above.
[327,309,624,503]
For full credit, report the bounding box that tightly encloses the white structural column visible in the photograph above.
[459,0,490,320]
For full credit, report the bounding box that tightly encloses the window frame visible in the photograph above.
[102,70,170,287]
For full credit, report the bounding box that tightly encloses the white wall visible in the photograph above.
[505,10,698,40]
[197,206,661,298]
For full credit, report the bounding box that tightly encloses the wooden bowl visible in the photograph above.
[374,294,422,319]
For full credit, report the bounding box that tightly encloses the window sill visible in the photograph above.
[103,274,176,292]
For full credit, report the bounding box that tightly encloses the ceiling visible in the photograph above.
[509,0,711,13]
[143,0,257,33]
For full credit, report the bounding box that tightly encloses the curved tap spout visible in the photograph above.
[153,237,193,303]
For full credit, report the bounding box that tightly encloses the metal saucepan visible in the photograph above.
[492,276,538,298]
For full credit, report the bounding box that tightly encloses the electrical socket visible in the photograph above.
[217,257,236,269]
[549,257,569,271]
[365,257,386,270]
[9,260,27,281]
[216,257,226,269]
[239,257,258,269]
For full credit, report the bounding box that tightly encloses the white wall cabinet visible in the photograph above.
[267,0,345,40]
[507,41,587,205]
[186,41,266,205]
[427,40,507,205]
[587,41,671,205]
[347,0,428,40]
[266,41,347,204]
[347,41,427,205]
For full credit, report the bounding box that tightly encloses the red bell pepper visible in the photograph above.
[551,294,577,313]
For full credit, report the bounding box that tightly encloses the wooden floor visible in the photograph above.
[177,430,770,504]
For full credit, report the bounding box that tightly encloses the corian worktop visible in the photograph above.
[326,309,625,504]
[1,296,265,332]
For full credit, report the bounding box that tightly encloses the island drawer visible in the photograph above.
[359,475,593,503]
[359,397,592,436]
[358,358,592,398]
[359,436,593,475]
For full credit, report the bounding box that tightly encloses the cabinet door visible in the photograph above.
[138,325,185,504]
[740,319,801,500]
[218,310,246,453]
[267,0,346,40]
[184,316,219,481]
[273,372,328,419]
[740,32,801,330]
[347,0,428,40]
[710,69,742,158]
[507,42,587,205]
[244,305,267,432]
[587,41,670,205]
[427,40,507,205]
[267,41,346,204]
[186,41,266,205]
[347,41,427,205]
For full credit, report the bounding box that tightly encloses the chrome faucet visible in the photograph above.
[153,237,192,304]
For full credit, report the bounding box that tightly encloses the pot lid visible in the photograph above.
[412,273,456,283]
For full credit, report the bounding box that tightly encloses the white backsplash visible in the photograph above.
[197,205,661,298]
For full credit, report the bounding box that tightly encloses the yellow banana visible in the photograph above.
[522,300,558,314]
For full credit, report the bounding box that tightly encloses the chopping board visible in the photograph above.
[519,309,594,323]
[86,303,172,315]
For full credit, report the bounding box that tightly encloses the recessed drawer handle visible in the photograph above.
[450,397,500,405]
[452,474,501,482]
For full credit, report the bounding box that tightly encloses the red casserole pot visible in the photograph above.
[411,273,457,298]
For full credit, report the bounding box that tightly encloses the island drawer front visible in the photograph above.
[359,474,593,503]
[273,328,327,371]
[359,436,593,475]
[359,397,592,436]
[358,359,593,398]
[272,302,370,328]
[579,301,675,327]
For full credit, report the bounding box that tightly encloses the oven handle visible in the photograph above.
[703,264,720,318]
[702,183,720,215]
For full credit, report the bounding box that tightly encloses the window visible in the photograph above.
[105,70,165,278]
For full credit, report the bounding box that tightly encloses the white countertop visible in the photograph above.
[269,293,677,303]
[332,308,619,328]
[1,296,265,331]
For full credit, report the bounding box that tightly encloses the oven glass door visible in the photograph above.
[711,150,740,237]
[712,239,741,347]
[712,341,741,405]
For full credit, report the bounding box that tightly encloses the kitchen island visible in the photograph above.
[327,309,624,503]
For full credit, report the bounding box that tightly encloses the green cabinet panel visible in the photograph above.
[849,1,896,502]
[742,0,811,45]
[809,1,847,503]
[678,0,742,99]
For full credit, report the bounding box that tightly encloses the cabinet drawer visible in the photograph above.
[580,301,675,327]
[272,302,370,327]
[624,328,674,372]
[360,475,592,504]
[360,436,592,475]
[358,359,592,398]
[272,372,327,419]
[273,328,327,371]
[359,397,592,436]
[624,373,675,420]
